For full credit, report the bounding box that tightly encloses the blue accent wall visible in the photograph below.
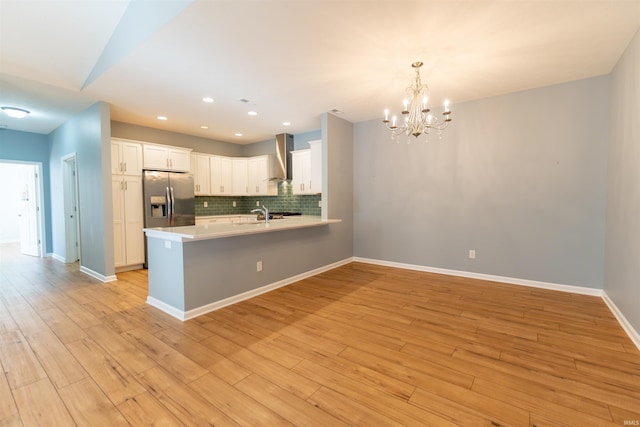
[49,102,113,278]
[0,129,53,253]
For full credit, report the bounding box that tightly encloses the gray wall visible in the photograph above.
[49,102,114,277]
[111,121,244,157]
[0,129,53,253]
[241,130,322,157]
[605,29,640,332]
[353,76,609,289]
[324,113,354,259]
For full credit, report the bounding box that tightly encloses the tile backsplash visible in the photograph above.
[195,181,321,216]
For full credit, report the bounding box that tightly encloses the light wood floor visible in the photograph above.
[0,243,639,426]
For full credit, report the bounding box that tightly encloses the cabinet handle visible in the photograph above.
[123,162,127,172]
[125,181,128,190]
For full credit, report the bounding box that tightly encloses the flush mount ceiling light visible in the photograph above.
[383,61,452,142]
[157,116,168,121]
[202,97,214,103]
[282,121,291,126]
[1,106,30,119]
[248,111,257,116]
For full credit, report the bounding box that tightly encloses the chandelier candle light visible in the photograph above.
[383,61,452,142]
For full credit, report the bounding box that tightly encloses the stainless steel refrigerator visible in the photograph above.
[142,170,195,267]
[143,170,195,228]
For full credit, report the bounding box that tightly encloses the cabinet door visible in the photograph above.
[122,142,143,175]
[112,177,126,267]
[169,148,191,172]
[123,175,144,265]
[211,156,233,195]
[143,145,170,169]
[232,158,248,195]
[247,157,261,195]
[309,140,322,193]
[111,142,123,175]
[248,156,277,195]
[193,154,211,195]
[291,150,311,194]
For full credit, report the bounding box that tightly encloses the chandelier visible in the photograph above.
[383,61,452,141]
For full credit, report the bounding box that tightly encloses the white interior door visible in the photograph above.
[63,155,80,263]
[18,165,40,256]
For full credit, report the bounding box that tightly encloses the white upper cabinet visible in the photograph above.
[143,144,191,172]
[291,149,311,195]
[191,153,211,195]
[111,139,143,176]
[309,140,322,194]
[210,155,233,195]
[292,140,322,195]
[232,158,249,195]
[248,155,277,196]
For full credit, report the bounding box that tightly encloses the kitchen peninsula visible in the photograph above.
[143,215,341,320]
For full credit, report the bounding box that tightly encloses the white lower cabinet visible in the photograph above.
[112,175,144,269]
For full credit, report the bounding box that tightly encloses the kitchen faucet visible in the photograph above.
[251,205,270,223]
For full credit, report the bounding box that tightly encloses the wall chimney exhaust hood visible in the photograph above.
[272,133,294,181]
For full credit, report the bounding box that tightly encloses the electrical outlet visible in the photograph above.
[256,260,263,272]
[469,250,476,259]
[318,200,322,207]
[203,201,208,208]
[233,201,236,207]
[256,201,260,206]
[165,240,171,249]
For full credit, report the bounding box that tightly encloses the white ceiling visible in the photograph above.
[1,0,639,144]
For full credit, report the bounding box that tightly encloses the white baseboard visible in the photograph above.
[354,257,640,351]
[147,297,186,321]
[51,253,66,263]
[148,257,353,321]
[601,291,640,351]
[353,257,603,296]
[79,265,117,283]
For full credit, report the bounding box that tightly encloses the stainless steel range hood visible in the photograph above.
[272,133,294,181]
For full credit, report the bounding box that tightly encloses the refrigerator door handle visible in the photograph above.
[165,186,171,223]
[170,187,175,216]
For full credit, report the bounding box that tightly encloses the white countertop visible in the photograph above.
[144,215,341,242]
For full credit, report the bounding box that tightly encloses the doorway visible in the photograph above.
[0,161,45,257]
[62,154,80,263]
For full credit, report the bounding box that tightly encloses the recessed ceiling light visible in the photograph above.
[1,106,30,119]
[248,111,257,116]
[239,98,250,103]
[201,125,209,129]
[282,121,291,126]
[235,133,243,137]
[330,109,344,115]
[202,97,214,103]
